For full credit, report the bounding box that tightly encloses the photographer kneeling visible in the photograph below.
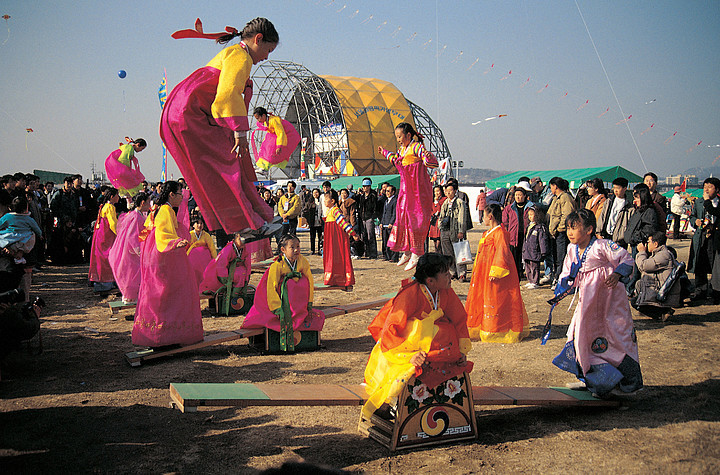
[633,231,683,322]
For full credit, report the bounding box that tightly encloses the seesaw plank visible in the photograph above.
[126,329,263,367]
[169,383,619,413]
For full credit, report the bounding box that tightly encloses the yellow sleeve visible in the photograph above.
[268,115,287,147]
[153,205,181,252]
[208,46,252,129]
[202,231,217,258]
[265,261,283,313]
[117,144,134,167]
[299,255,314,304]
[102,203,118,234]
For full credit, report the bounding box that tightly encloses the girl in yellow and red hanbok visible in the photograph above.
[251,106,300,171]
[378,122,438,271]
[161,18,278,233]
[465,204,529,343]
[362,253,473,419]
[323,189,360,287]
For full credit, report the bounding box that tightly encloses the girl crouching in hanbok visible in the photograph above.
[242,234,325,351]
[104,138,146,198]
[199,232,251,316]
[551,209,643,398]
[109,192,150,304]
[132,181,203,348]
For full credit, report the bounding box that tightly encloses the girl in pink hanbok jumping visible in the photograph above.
[104,138,146,198]
[160,18,279,236]
[251,106,301,171]
[378,122,438,271]
[550,209,643,398]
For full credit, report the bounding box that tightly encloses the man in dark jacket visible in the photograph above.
[688,177,720,303]
[355,178,378,259]
[380,185,398,262]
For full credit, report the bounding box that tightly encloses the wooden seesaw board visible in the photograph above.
[168,382,620,413]
[124,292,397,366]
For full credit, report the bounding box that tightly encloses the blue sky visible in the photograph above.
[1,0,718,182]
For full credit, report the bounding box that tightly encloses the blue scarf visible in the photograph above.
[540,238,595,345]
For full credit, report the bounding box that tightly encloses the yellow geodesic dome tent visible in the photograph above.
[250,61,452,179]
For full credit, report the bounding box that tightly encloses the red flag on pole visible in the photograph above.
[680,178,687,193]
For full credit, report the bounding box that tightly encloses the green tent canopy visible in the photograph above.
[662,188,704,199]
[485,166,643,190]
[327,174,401,190]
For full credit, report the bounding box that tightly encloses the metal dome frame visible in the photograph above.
[250,60,453,180]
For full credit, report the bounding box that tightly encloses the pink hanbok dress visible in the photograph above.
[187,230,217,288]
[104,144,145,197]
[160,42,272,233]
[242,255,325,351]
[380,141,438,255]
[199,242,251,294]
[132,204,203,347]
[552,239,643,396]
[88,203,117,283]
[108,209,145,301]
[251,114,301,171]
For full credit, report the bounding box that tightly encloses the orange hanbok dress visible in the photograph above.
[465,225,529,342]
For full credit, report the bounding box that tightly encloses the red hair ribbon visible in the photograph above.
[171,18,238,40]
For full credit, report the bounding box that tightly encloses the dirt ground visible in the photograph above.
[1,227,719,474]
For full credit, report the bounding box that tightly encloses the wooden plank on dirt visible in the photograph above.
[111,294,211,314]
[251,258,275,270]
[254,383,366,406]
[168,383,619,412]
[314,284,353,292]
[126,329,263,367]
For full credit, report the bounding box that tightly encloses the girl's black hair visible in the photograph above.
[218,17,279,44]
[586,177,606,195]
[98,187,119,206]
[278,233,299,250]
[528,206,545,224]
[395,122,424,144]
[632,184,653,211]
[485,203,502,223]
[133,191,149,209]
[154,181,181,217]
[133,138,147,148]
[326,189,339,204]
[11,196,28,214]
[566,208,596,234]
[414,253,453,284]
[253,106,268,117]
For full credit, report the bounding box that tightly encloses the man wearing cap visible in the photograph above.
[356,178,378,259]
[669,185,687,239]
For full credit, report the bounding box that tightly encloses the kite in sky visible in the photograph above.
[577,100,589,111]
[466,58,479,70]
[25,127,33,151]
[686,141,702,154]
[615,115,632,125]
[519,77,530,88]
[537,83,549,93]
[598,107,610,118]
[2,14,10,46]
[712,155,720,166]
[664,132,677,144]
[483,63,494,74]
[500,70,512,81]
[640,124,655,135]
[471,115,508,125]
[645,99,656,104]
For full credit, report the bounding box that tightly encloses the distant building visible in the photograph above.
[665,174,698,185]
